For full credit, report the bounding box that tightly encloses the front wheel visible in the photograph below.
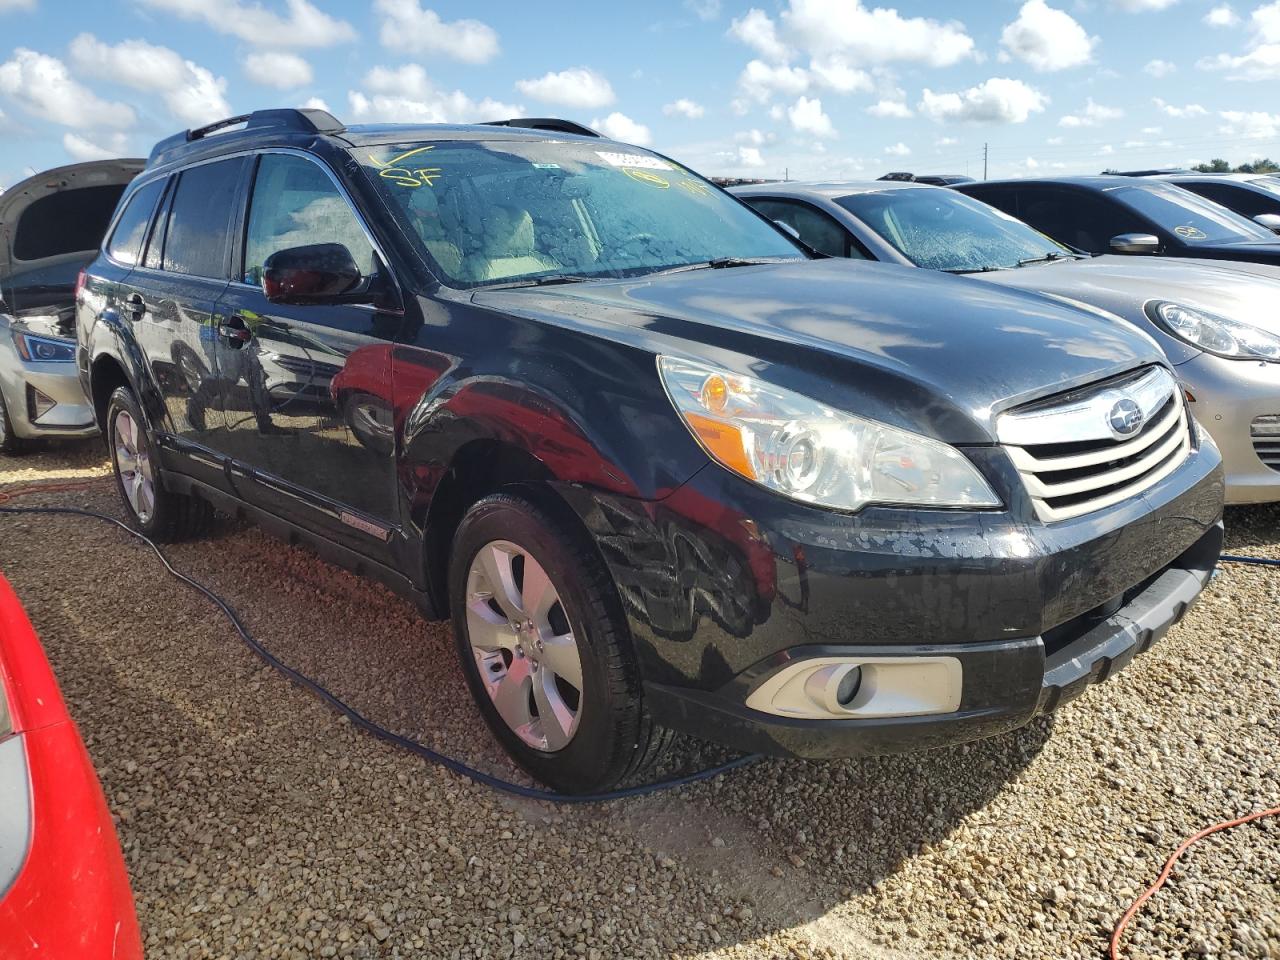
[0,390,29,455]
[106,387,213,542]
[449,492,669,794]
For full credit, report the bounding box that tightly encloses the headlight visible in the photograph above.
[13,331,76,363]
[1150,301,1280,361]
[657,356,1000,512]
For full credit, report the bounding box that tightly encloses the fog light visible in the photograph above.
[746,655,962,720]
[26,385,56,421]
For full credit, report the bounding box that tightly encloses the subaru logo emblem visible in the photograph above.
[1108,398,1144,438]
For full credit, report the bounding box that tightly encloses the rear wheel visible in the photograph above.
[449,492,668,794]
[107,386,213,541]
[0,390,29,455]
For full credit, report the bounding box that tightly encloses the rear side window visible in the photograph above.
[13,185,129,261]
[161,157,245,278]
[106,179,165,266]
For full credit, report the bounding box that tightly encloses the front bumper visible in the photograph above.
[0,327,97,440]
[558,428,1224,759]
[1177,352,1280,504]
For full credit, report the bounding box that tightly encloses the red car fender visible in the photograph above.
[0,575,144,960]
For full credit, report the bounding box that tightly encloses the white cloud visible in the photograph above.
[1023,156,1040,170]
[729,8,792,62]
[867,99,913,118]
[686,0,721,20]
[1099,144,1114,155]
[1046,135,1065,144]
[1218,110,1280,137]
[1199,1,1280,77]
[735,128,775,145]
[63,131,129,161]
[807,55,872,93]
[1059,98,1123,127]
[884,142,911,156]
[301,96,330,111]
[516,67,614,109]
[1205,4,1240,26]
[788,95,835,137]
[0,0,35,9]
[1000,1,1096,72]
[782,0,976,67]
[1141,125,1163,134]
[737,59,810,102]
[1144,58,1176,77]
[374,0,499,63]
[590,111,652,145]
[137,0,355,48]
[738,145,765,167]
[348,65,521,125]
[935,136,957,146]
[70,33,228,127]
[243,50,313,89]
[1153,97,1208,117]
[1112,0,1177,9]
[0,48,135,129]
[919,77,1048,124]
[663,98,705,119]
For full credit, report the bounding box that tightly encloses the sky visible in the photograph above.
[0,0,1278,190]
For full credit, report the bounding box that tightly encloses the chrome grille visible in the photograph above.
[1251,415,1280,472]
[997,367,1192,522]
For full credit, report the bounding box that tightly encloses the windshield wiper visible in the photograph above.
[1016,252,1085,267]
[941,265,1014,274]
[645,256,799,278]
[484,274,592,289]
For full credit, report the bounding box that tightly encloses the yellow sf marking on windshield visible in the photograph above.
[678,180,712,197]
[369,146,443,188]
[623,168,669,188]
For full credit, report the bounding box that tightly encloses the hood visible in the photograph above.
[0,159,143,281]
[974,254,1280,362]
[472,259,1166,444]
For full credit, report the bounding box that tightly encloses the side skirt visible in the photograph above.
[162,471,443,621]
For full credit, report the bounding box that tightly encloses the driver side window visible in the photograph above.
[243,154,377,286]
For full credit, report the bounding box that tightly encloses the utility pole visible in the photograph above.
[983,143,989,181]
[784,166,789,182]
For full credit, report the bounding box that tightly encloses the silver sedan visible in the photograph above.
[0,310,97,453]
[733,180,1280,503]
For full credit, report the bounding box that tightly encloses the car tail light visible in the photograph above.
[74,269,87,304]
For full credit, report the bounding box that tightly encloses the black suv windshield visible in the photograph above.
[355,139,802,287]
[1108,183,1274,244]
[836,187,1073,272]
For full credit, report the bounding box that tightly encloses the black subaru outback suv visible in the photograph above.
[78,109,1224,793]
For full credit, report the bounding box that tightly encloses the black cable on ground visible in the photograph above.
[0,502,761,804]
[1221,553,1280,567]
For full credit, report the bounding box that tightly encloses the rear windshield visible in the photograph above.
[354,139,801,287]
[1108,183,1274,244]
[13,185,128,261]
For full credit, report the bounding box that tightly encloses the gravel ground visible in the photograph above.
[2,439,1279,960]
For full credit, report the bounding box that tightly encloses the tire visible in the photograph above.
[449,492,669,794]
[106,386,213,542]
[0,389,29,456]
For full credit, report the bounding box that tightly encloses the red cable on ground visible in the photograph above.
[0,477,109,505]
[1110,805,1280,959]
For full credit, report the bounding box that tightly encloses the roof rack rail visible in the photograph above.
[483,118,600,138]
[147,108,345,166]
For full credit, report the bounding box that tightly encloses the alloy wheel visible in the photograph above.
[113,409,156,523]
[464,540,584,751]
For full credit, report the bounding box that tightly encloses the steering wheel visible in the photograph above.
[612,232,658,258]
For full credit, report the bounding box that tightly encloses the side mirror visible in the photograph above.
[1109,233,1161,255]
[1253,213,1280,234]
[263,243,362,305]
[773,220,801,240]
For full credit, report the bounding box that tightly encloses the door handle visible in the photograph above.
[125,293,145,322]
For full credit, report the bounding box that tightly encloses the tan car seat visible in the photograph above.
[474,207,559,281]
